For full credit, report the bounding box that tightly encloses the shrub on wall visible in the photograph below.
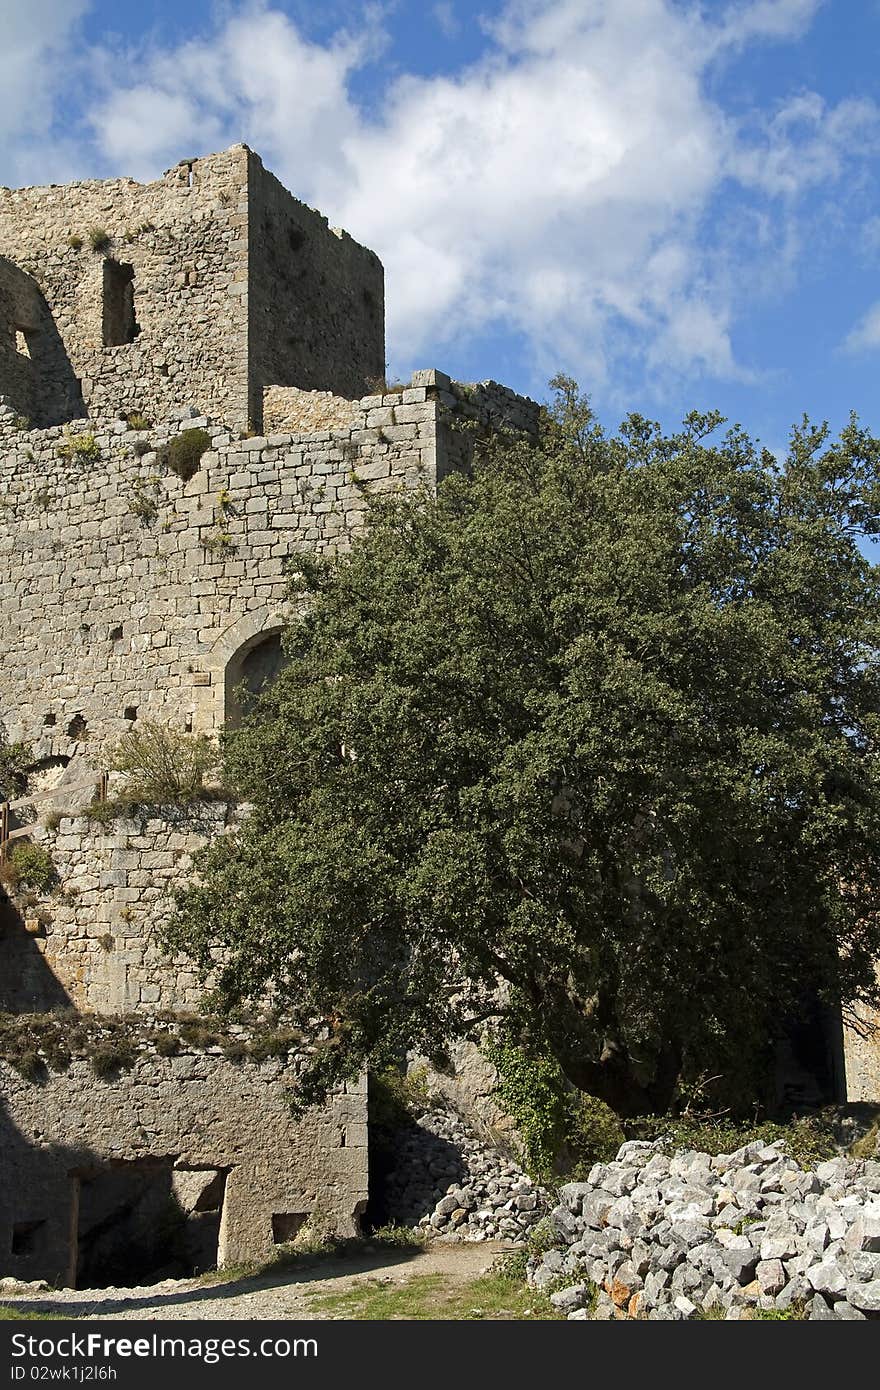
[0,740,32,800]
[108,721,216,803]
[163,428,211,481]
[87,226,111,253]
[0,841,57,895]
[56,430,101,464]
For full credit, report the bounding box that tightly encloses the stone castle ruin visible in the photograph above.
[0,146,876,1289]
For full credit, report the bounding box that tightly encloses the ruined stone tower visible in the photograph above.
[0,146,385,432]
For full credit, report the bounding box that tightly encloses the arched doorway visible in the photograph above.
[224,627,287,728]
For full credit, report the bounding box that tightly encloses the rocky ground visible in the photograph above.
[383,1107,550,1242]
[529,1138,880,1319]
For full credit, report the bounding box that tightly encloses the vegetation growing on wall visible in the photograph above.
[0,739,32,799]
[0,1010,308,1084]
[108,722,216,804]
[486,1035,623,1181]
[162,427,211,481]
[56,430,100,463]
[0,841,57,895]
[87,226,111,253]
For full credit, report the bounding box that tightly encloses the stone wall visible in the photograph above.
[247,152,384,424]
[0,1052,367,1286]
[0,372,540,756]
[262,385,358,435]
[0,805,234,1015]
[843,983,880,1103]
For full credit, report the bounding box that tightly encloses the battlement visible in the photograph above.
[0,146,384,431]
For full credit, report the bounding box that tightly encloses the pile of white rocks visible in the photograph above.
[528,1139,880,1319]
[384,1107,550,1243]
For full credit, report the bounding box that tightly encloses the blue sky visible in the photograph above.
[3,0,880,459]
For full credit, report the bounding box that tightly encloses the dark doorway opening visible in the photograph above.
[75,1160,227,1288]
[775,998,846,1111]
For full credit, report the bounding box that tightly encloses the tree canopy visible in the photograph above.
[169,379,880,1115]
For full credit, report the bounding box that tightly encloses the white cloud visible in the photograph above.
[712,0,824,49]
[432,2,460,39]
[0,0,90,185]
[729,92,880,198]
[843,302,880,354]
[1,0,873,402]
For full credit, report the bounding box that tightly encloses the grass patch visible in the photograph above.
[306,1268,565,1321]
[0,1307,61,1321]
[750,1302,808,1320]
[851,1116,880,1160]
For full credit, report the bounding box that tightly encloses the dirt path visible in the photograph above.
[6,1242,510,1321]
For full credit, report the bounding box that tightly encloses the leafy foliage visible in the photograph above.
[369,1065,431,1130]
[0,841,57,895]
[0,740,32,800]
[108,721,216,803]
[163,428,211,482]
[623,1109,839,1168]
[487,1036,623,1180]
[170,378,880,1113]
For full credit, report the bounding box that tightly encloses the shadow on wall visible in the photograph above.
[0,256,86,427]
[0,1089,227,1288]
[0,896,72,1013]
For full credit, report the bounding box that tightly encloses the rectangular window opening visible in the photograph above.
[12,1219,47,1257]
[271,1213,307,1244]
[102,261,138,347]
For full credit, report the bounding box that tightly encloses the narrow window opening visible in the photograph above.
[102,261,138,347]
[14,328,31,358]
[109,625,123,642]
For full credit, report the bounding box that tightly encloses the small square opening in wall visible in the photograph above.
[11,1219,46,1257]
[43,712,56,727]
[109,625,123,642]
[124,706,138,722]
[271,1213,307,1244]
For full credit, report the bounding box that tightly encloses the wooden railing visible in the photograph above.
[0,773,108,860]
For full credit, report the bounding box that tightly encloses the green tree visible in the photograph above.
[168,379,880,1114]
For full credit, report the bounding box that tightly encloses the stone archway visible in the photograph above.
[224,627,286,729]
[197,608,290,732]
